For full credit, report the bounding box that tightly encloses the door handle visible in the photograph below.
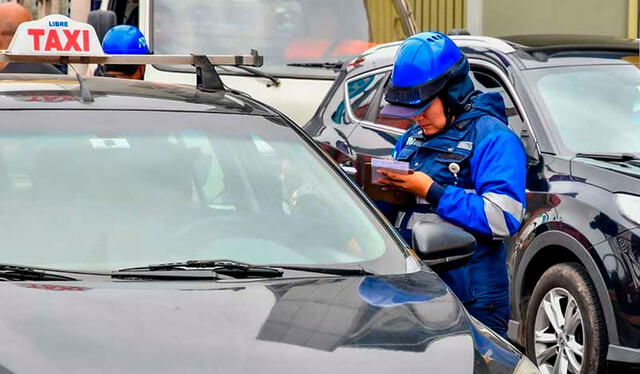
[339,164,357,177]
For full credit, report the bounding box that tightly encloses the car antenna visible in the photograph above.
[68,62,94,103]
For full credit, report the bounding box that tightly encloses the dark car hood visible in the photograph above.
[0,270,497,374]
[571,157,640,192]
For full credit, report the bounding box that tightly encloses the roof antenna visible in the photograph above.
[67,62,94,103]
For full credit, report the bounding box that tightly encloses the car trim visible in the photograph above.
[608,344,640,364]
[342,67,405,136]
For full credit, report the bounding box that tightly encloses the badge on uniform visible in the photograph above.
[407,137,423,147]
[448,163,460,177]
[457,141,473,151]
[449,162,460,185]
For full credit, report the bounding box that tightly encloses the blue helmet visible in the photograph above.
[382,32,474,118]
[102,25,150,55]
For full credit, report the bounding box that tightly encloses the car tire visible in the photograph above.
[525,262,607,374]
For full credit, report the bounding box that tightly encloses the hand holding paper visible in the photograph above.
[377,168,434,198]
[371,158,410,185]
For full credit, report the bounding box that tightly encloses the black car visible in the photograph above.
[304,34,640,373]
[0,70,542,374]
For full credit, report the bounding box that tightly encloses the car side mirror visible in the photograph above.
[412,222,475,268]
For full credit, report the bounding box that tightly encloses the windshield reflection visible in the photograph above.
[257,273,466,352]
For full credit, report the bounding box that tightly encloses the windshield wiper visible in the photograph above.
[115,259,373,279]
[227,65,280,87]
[0,264,79,281]
[286,61,344,71]
[575,152,640,161]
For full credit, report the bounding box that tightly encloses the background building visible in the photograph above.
[382,0,638,40]
[479,0,636,39]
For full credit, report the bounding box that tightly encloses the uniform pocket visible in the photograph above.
[396,147,417,161]
[429,149,472,185]
[434,149,471,163]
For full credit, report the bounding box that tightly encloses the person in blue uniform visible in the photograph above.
[97,25,149,80]
[376,32,526,337]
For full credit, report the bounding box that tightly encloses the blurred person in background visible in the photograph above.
[97,25,149,80]
[0,3,62,74]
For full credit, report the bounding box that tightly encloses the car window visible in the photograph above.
[470,69,525,135]
[346,72,388,121]
[526,64,640,154]
[0,110,405,274]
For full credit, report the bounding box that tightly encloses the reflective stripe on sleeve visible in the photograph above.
[482,196,510,239]
[482,192,525,222]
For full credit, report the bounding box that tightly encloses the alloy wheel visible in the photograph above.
[534,287,584,374]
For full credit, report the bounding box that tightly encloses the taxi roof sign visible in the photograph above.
[7,15,103,56]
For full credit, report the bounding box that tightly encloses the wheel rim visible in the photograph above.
[534,287,584,374]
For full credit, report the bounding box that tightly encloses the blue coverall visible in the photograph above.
[389,91,527,337]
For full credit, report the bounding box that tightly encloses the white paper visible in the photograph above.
[371,158,409,184]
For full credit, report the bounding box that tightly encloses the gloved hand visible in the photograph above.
[378,170,434,198]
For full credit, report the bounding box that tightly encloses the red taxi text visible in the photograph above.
[26,28,90,52]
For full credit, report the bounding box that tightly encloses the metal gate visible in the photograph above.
[411,0,466,34]
[366,0,467,44]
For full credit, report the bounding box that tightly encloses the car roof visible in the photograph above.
[345,35,517,75]
[501,34,638,49]
[0,74,275,116]
[347,34,639,75]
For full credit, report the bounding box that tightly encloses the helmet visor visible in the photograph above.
[379,97,436,119]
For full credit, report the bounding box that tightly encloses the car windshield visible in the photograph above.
[526,64,640,154]
[0,110,405,273]
[153,0,405,78]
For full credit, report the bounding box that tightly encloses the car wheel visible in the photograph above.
[525,262,607,374]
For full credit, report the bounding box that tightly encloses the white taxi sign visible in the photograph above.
[7,14,103,56]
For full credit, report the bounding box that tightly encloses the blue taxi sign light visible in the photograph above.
[7,14,103,56]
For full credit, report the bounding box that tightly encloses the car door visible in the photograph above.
[335,68,393,183]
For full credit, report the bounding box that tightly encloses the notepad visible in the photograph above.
[371,158,410,185]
